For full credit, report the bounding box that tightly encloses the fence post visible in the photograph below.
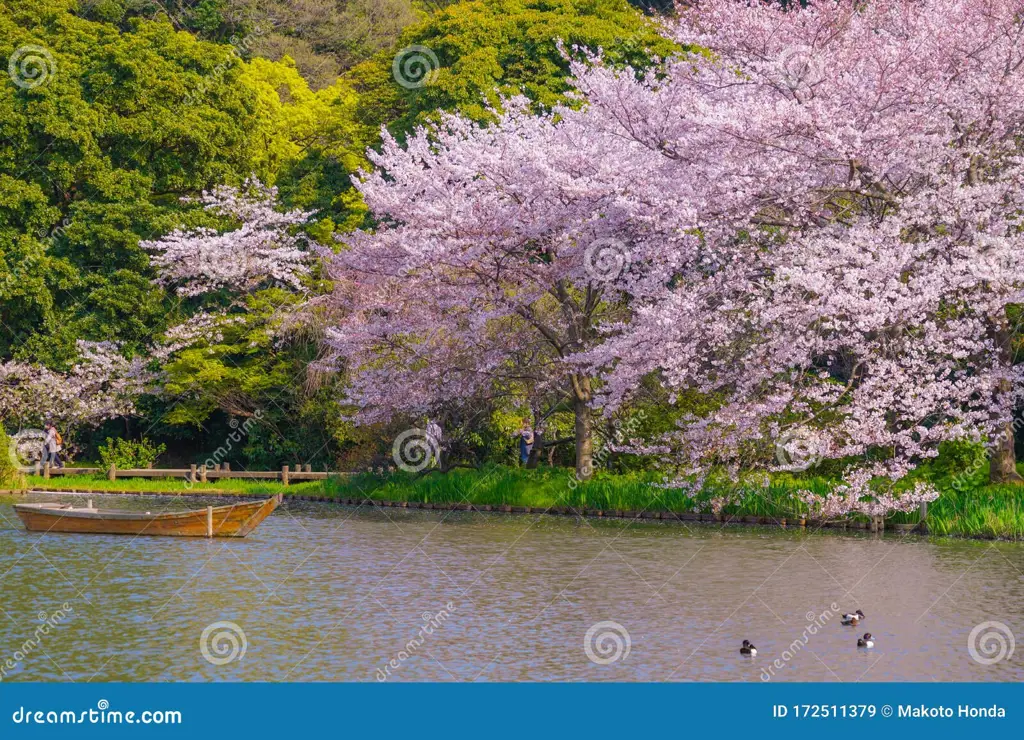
[223,462,231,472]
[189,464,197,484]
[304,464,312,473]
[107,464,116,481]
[200,465,208,484]
[281,465,289,486]
[34,461,41,476]
[43,462,50,480]
[918,501,928,533]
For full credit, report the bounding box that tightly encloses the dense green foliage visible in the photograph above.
[0,427,24,487]
[1,0,673,469]
[2,0,264,363]
[97,435,166,468]
[342,0,678,134]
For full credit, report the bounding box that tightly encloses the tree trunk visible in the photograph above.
[990,322,1022,484]
[526,429,542,469]
[990,404,1022,483]
[574,393,594,480]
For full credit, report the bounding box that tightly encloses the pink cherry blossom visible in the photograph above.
[0,341,151,436]
[142,179,314,298]
[324,0,1024,511]
[574,0,1024,515]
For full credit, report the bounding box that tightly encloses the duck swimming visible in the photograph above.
[857,633,874,648]
[841,610,865,625]
[740,640,757,656]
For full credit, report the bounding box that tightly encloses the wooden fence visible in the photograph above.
[20,463,344,485]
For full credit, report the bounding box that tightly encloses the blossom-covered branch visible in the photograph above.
[0,341,151,432]
[142,179,314,298]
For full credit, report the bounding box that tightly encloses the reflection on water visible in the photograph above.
[0,492,1022,682]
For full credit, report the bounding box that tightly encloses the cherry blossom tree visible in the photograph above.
[144,181,314,343]
[324,0,1024,510]
[582,0,1024,512]
[142,180,319,425]
[0,341,151,450]
[323,101,704,479]
[331,0,1024,512]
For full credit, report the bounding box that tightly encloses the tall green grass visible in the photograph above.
[323,466,832,518]
[909,486,1024,539]
[326,467,1024,537]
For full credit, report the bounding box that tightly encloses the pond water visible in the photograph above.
[0,492,1022,682]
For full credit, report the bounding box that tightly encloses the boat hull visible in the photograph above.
[14,495,282,538]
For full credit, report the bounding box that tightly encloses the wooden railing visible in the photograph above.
[20,463,346,485]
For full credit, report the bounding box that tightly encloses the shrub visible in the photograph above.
[98,437,167,470]
[0,427,25,488]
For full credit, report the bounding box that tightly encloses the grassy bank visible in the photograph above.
[325,467,1024,539]
[15,465,1024,540]
[19,475,320,497]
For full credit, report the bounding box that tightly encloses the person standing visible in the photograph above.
[44,423,64,468]
[519,424,534,466]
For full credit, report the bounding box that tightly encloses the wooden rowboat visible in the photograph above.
[14,495,282,538]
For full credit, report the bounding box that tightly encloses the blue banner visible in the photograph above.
[0,683,1017,738]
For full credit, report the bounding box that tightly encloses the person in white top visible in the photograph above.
[44,423,64,468]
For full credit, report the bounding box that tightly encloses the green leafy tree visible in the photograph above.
[1,0,275,363]
[1,1,335,463]
[345,0,677,133]
[275,0,677,230]
[0,0,681,470]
